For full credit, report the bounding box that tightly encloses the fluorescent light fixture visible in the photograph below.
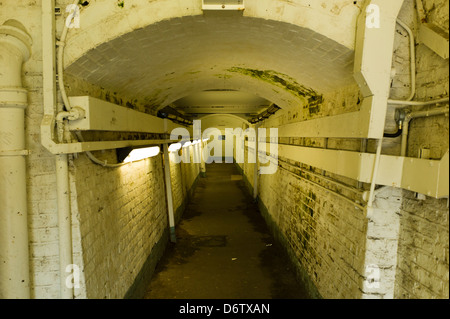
[123,146,160,163]
[202,138,209,142]
[182,141,192,148]
[192,140,200,145]
[168,143,182,152]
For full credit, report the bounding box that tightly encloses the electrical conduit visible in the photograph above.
[53,0,82,298]
[401,106,449,157]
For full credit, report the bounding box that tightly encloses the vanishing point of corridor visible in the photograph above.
[145,163,308,299]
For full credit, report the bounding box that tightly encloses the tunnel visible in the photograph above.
[0,0,449,301]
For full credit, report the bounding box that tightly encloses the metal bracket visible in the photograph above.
[202,0,245,11]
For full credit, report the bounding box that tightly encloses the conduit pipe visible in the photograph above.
[388,97,449,107]
[200,140,206,177]
[367,139,383,208]
[54,2,80,299]
[163,143,176,243]
[75,132,126,168]
[395,19,416,102]
[0,20,32,299]
[48,0,81,298]
[362,186,388,202]
[387,20,449,108]
[400,106,449,157]
[56,0,79,113]
[55,154,73,299]
[253,125,259,200]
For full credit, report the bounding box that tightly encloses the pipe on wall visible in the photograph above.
[200,140,206,177]
[163,144,176,243]
[41,0,79,298]
[253,125,259,200]
[0,20,32,299]
[388,97,449,107]
[400,107,449,157]
[395,19,416,102]
[55,154,73,299]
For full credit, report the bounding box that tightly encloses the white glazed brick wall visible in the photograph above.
[391,0,449,299]
[72,152,168,299]
[395,193,449,298]
[362,188,403,299]
[253,158,367,299]
[169,152,187,218]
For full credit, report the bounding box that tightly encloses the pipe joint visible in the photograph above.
[0,21,32,62]
[395,108,407,124]
[0,88,28,109]
[56,106,85,122]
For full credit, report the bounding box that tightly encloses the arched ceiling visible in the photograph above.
[66,13,356,118]
[198,113,251,131]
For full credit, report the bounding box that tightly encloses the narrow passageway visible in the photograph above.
[145,163,309,299]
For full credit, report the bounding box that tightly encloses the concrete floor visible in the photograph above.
[145,163,309,299]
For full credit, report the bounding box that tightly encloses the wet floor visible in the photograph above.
[144,163,309,299]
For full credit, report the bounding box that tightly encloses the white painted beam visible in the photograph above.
[67,96,179,134]
[353,0,405,138]
[277,98,372,138]
[418,23,449,59]
[261,143,448,199]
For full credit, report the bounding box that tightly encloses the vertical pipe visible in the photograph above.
[43,0,74,298]
[400,108,449,157]
[200,141,206,177]
[358,139,368,189]
[400,119,409,157]
[163,144,176,243]
[55,154,73,299]
[367,139,383,208]
[396,19,416,102]
[0,21,32,299]
[0,108,30,299]
[195,142,201,176]
[253,126,259,200]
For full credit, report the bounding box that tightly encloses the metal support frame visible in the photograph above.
[264,143,449,199]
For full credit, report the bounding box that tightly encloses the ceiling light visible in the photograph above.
[123,146,160,163]
[168,143,182,152]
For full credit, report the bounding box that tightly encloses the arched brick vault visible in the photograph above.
[64,0,359,115]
